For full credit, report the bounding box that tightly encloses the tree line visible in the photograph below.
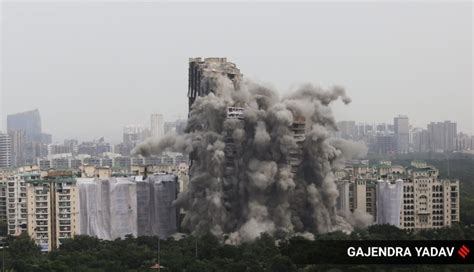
[2,223,474,272]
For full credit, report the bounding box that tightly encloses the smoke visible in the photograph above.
[133,77,368,243]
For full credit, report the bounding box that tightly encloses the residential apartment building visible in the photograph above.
[337,161,460,230]
[400,167,459,230]
[26,170,79,251]
[7,173,30,235]
[0,134,12,168]
[348,179,377,220]
[0,180,7,223]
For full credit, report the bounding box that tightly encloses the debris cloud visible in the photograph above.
[133,78,367,243]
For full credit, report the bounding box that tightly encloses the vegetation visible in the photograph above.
[1,224,474,272]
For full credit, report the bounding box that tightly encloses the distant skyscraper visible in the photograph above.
[164,119,187,136]
[123,125,149,144]
[7,109,42,141]
[412,129,431,153]
[150,114,164,139]
[336,121,356,139]
[8,130,25,167]
[0,134,12,168]
[427,121,457,152]
[394,115,409,153]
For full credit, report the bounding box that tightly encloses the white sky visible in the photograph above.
[1,1,472,143]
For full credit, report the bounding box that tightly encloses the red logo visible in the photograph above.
[458,245,470,258]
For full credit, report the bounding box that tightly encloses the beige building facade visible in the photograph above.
[26,172,79,251]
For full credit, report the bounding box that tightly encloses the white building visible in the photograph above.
[0,134,12,168]
[376,179,403,226]
[150,114,164,139]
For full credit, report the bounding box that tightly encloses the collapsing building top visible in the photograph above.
[188,57,243,112]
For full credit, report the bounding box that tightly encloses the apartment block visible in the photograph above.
[7,173,30,235]
[0,134,12,168]
[348,179,377,220]
[400,167,459,230]
[26,170,79,251]
[337,161,460,230]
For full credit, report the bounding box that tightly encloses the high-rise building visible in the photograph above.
[7,109,42,141]
[400,167,459,230]
[0,134,12,168]
[376,179,403,226]
[187,58,243,171]
[8,130,25,167]
[427,121,457,152]
[26,170,79,251]
[150,114,164,139]
[412,129,431,153]
[123,125,148,145]
[0,179,8,224]
[348,179,376,220]
[63,139,79,156]
[336,121,356,139]
[164,119,187,136]
[7,167,36,236]
[48,143,72,156]
[372,134,395,155]
[394,115,409,153]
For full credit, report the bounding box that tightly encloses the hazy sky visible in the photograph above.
[1,1,472,143]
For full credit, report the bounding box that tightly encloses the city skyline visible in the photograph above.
[1,107,471,145]
[1,2,472,142]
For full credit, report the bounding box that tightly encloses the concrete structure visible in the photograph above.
[0,179,7,223]
[26,170,79,251]
[336,180,350,213]
[8,130,25,167]
[412,129,431,153]
[376,179,403,226]
[77,174,178,240]
[289,116,306,173]
[7,167,40,236]
[80,165,112,179]
[427,121,457,152]
[394,115,409,154]
[336,121,356,140]
[150,114,164,139]
[336,161,459,230]
[401,166,459,230]
[373,134,395,155]
[188,57,242,113]
[0,134,12,168]
[164,119,187,136]
[7,109,42,141]
[123,125,149,145]
[348,179,377,220]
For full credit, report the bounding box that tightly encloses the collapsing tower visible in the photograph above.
[289,116,306,173]
[188,57,242,112]
[133,57,358,240]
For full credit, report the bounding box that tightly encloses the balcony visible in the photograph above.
[59,226,71,232]
[59,220,71,226]
[59,233,72,239]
